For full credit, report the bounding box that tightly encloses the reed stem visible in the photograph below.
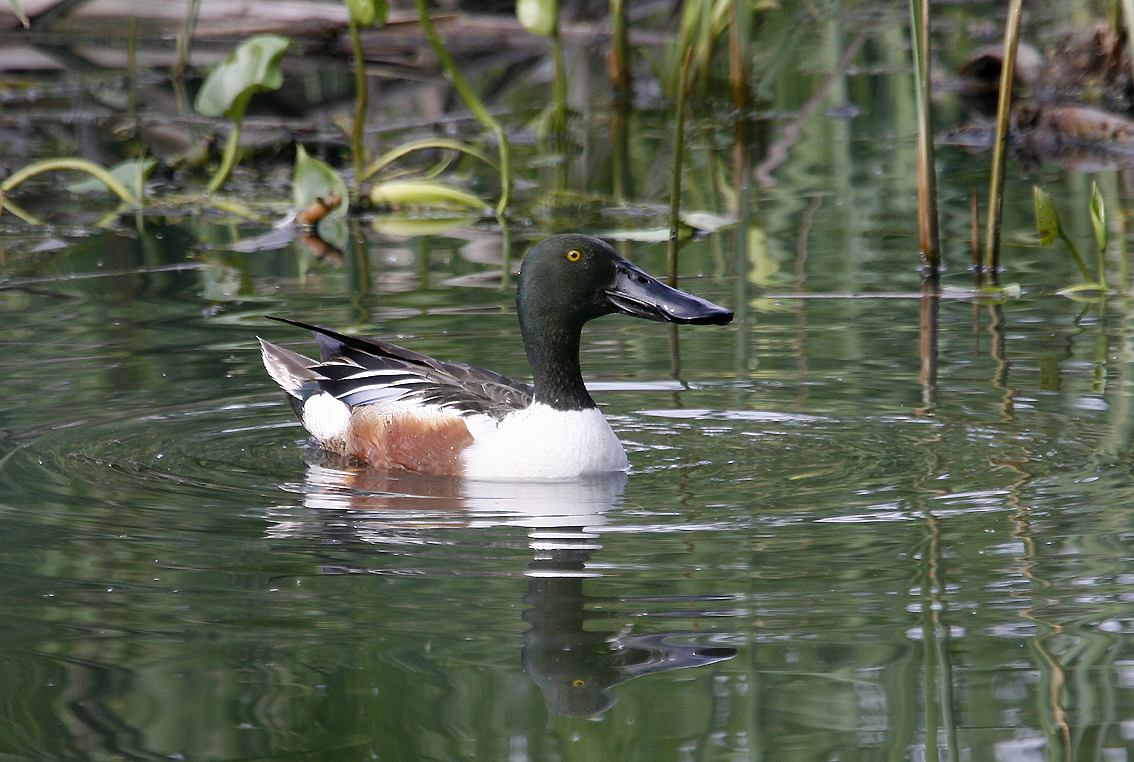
[667,49,693,287]
[909,0,939,272]
[982,0,1025,285]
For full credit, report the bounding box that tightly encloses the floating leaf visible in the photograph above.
[975,283,1023,300]
[345,0,388,27]
[1033,185,1060,246]
[1090,181,1107,253]
[603,228,675,243]
[680,211,735,233]
[369,180,489,211]
[516,0,558,37]
[195,34,290,120]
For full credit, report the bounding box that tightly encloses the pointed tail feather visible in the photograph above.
[258,338,320,400]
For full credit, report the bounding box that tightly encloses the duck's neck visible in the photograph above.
[521,319,597,411]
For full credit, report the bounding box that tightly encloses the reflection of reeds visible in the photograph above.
[917,508,959,762]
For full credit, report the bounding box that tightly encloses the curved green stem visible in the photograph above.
[1,158,137,205]
[414,0,511,215]
[0,196,43,225]
[362,137,498,182]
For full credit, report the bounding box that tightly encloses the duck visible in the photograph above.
[259,234,733,480]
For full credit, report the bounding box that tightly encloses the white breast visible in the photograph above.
[460,403,629,479]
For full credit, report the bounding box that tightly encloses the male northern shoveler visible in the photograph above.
[259,234,733,479]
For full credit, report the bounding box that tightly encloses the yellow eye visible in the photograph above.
[566,250,582,262]
[572,679,587,687]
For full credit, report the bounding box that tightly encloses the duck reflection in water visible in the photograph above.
[523,528,737,717]
[267,456,737,717]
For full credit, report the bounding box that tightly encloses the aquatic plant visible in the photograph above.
[0,158,140,225]
[343,0,388,183]
[194,33,290,193]
[414,0,512,217]
[517,0,567,139]
[1033,184,1109,295]
[981,0,1024,287]
[909,0,939,273]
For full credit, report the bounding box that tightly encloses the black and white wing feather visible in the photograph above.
[262,316,533,419]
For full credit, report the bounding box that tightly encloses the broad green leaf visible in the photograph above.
[1090,181,1107,253]
[1033,185,1060,246]
[369,180,489,211]
[195,34,290,120]
[345,0,388,27]
[293,144,349,249]
[293,145,348,219]
[516,0,558,37]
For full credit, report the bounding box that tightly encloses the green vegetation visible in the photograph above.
[194,33,290,193]
[1034,184,1109,296]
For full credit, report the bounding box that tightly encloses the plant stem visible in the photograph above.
[173,0,200,79]
[983,0,1024,285]
[349,18,367,185]
[207,123,242,194]
[667,49,693,287]
[609,0,630,101]
[551,27,567,138]
[1,157,137,204]
[1060,233,1095,283]
[414,0,512,216]
[909,0,939,272]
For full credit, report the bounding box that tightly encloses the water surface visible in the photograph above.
[5,2,1134,760]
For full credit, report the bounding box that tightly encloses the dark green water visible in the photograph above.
[5,225,1134,761]
[5,1,1134,760]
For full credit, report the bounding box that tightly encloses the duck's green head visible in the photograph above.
[517,234,734,332]
[516,234,732,410]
